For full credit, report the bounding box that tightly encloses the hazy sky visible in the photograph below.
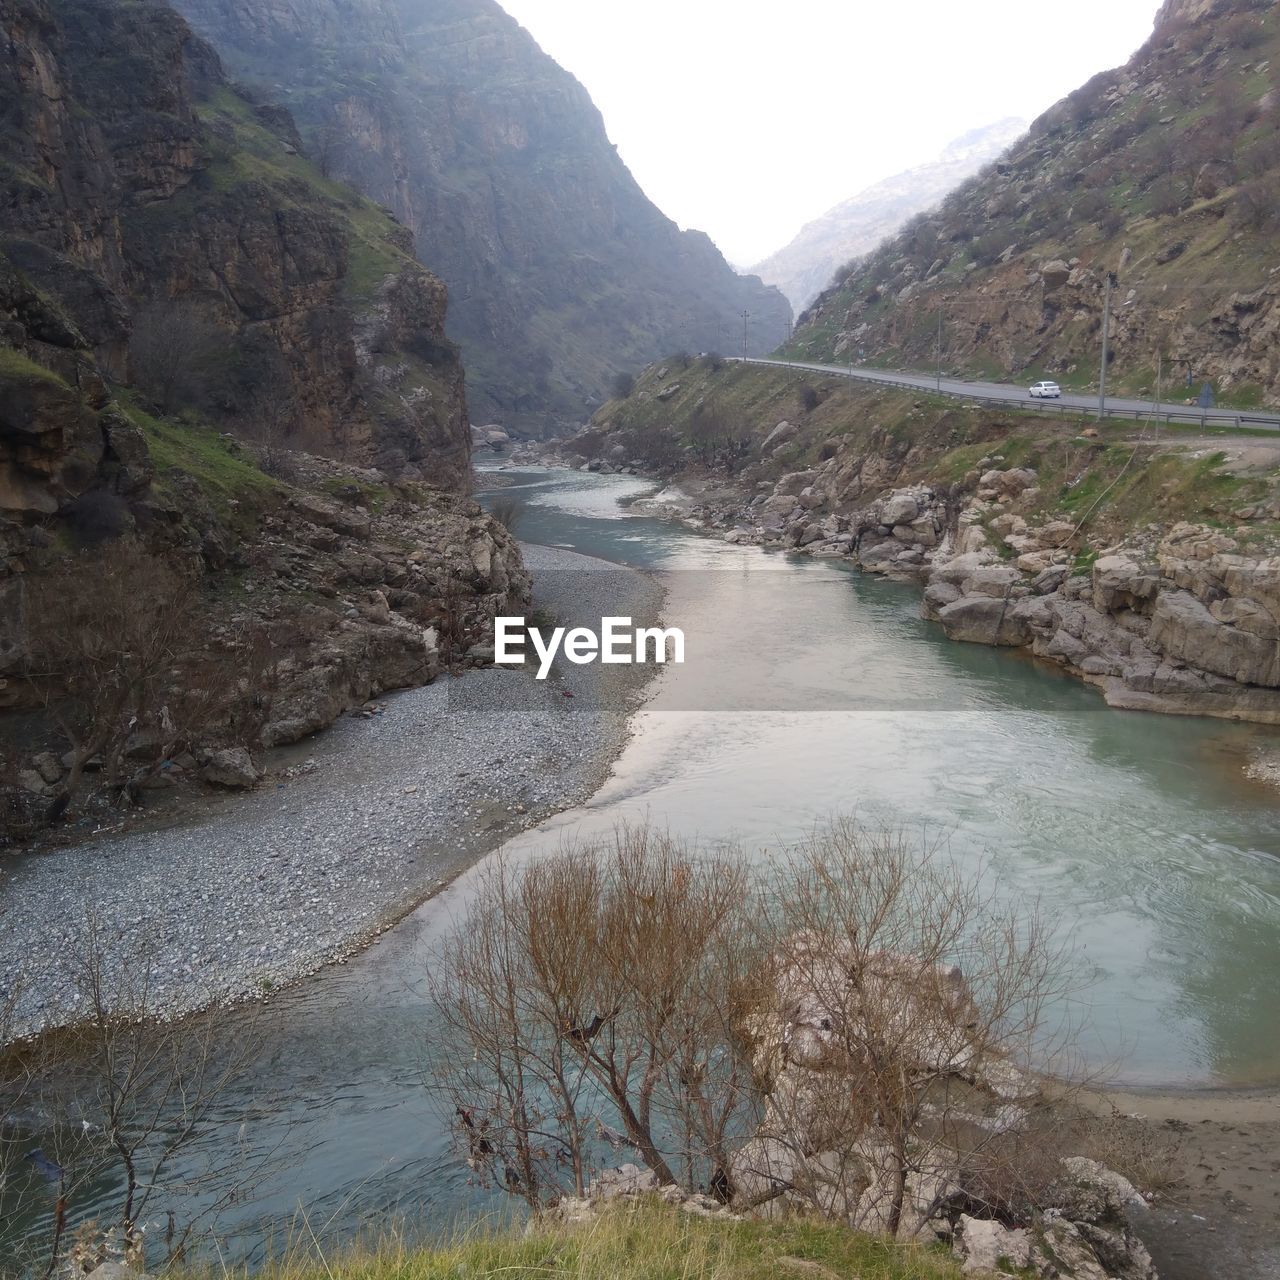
[497,0,1163,266]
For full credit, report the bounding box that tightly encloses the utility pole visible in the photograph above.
[936,306,944,393]
[1098,272,1115,420]
[740,309,751,362]
[1154,352,1163,441]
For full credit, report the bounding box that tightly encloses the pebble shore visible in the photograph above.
[0,545,662,1039]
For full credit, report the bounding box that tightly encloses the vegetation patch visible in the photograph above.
[0,346,71,389]
[250,1202,963,1280]
[120,397,280,522]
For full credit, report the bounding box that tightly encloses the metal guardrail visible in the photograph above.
[737,357,1280,432]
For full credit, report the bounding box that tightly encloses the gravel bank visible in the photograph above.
[0,545,662,1039]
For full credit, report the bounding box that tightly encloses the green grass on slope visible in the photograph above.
[0,345,72,389]
[117,396,280,527]
[246,1202,962,1280]
[151,85,415,305]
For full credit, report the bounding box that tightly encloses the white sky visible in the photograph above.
[496,0,1163,266]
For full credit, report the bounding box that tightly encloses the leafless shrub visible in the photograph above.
[309,120,347,180]
[20,542,203,820]
[1223,10,1267,50]
[246,379,300,481]
[428,827,766,1208]
[0,978,39,1236]
[3,921,288,1276]
[431,570,469,671]
[60,492,132,547]
[128,300,225,415]
[488,497,522,534]
[1232,175,1280,233]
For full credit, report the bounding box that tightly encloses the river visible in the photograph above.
[8,463,1280,1265]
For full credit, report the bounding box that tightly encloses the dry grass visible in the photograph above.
[247,1200,963,1280]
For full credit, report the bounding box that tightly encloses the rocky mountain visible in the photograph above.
[0,0,474,490]
[751,119,1027,314]
[791,0,1280,408]
[168,0,792,433]
[1,0,525,837]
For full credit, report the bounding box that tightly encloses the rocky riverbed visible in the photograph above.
[0,545,663,1039]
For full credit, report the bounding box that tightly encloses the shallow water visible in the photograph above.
[10,464,1280,1265]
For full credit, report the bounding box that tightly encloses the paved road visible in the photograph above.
[738,356,1280,431]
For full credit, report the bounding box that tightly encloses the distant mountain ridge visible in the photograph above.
[750,118,1027,313]
[789,0,1280,407]
[171,0,791,433]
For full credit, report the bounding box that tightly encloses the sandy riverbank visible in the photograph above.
[0,545,664,1039]
[1097,1084,1280,1280]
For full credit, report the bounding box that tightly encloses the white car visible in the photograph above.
[1029,380,1062,399]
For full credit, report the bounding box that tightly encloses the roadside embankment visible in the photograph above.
[561,357,1280,731]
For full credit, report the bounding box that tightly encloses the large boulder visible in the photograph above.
[1092,556,1160,614]
[762,420,797,450]
[199,747,260,789]
[1040,259,1072,289]
[1048,1157,1144,1224]
[1149,590,1280,687]
[953,1215,1032,1274]
[938,595,1031,646]
[881,492,919,526]
[979,467,1037,499]
[960,565,1022,598]
[775,470,818,497]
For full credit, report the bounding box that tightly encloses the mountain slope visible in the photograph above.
[790,0,1280,408]
[168,0,792,433]
[0,0,471,490]
[1,0,527,832]
[751,119,1027,313]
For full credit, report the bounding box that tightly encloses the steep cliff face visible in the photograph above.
[0,0,471,494]
[0,0,532,836]
[792,0,1280,408]
[751,119,1027,314]
[170,0,792,432]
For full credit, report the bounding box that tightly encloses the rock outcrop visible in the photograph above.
[728,934,1156,1278]
[0,0,471,490]
[569,362,1280,725]
[0,0,533,838]
[169,0,792,432]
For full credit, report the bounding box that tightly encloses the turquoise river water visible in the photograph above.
[8,463,1280,1264]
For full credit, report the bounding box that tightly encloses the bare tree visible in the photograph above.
[4,922,288,1277]
[428,827,765,1207]
[487,497,522,534]
[246,378,299,480]
[128,300,225,415]
[310,121,346,181]
[21,542,203,820]
[430,821,1077,1241]
[738,820,1074,1238]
